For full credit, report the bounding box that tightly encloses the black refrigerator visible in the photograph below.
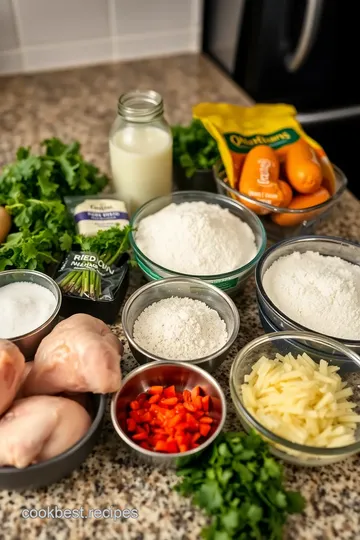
[202,0,360,198]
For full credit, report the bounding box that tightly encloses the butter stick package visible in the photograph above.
[193,103,336,200]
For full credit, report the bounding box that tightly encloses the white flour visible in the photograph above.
[0,282,57,339]
[135,201,257,275]
[133,296,228,360]
[263,251,360,340]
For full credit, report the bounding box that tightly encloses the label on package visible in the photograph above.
[74,199,129,236]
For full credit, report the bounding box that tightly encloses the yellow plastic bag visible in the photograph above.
[192,103,335,196]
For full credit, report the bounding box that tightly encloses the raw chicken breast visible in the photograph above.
[0,396,91,468]
[23,314,122,396]
[0,340,25,415]
[16,361,33,399]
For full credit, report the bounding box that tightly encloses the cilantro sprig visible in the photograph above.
[175,431,305,540]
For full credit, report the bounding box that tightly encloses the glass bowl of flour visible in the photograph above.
[256,236,360,364]
[130,191,266,296]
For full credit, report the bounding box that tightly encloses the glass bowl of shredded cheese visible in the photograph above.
[230,331,360,466]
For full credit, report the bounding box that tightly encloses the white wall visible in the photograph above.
[0,0,203,75]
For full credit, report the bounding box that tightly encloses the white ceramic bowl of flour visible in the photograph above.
[256,236,360,359]
[130,191,267,296]
[0,270,62,358]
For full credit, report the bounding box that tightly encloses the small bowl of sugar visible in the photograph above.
[122,277,240,373]
[0,269,62,358]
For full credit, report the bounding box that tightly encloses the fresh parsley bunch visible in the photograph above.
[172,119,220,178]
[0,138,108,271]
[175,431,305,540]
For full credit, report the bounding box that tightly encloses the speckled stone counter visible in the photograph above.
[0,54,360,540]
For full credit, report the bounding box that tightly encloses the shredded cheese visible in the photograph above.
[240,353,360,448]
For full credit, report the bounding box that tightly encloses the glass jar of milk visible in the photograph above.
[109,90,173,215]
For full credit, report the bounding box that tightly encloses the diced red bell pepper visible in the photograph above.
[161,397,178,406]
[179,444,189,452]
[202,395,210,411]
[184,402,196,412]
[130,400,140,410]
[168,413,183,428]
[200,416,213,424]
[191,386,201,402]
[163,385,176,398]
[193,396,203,410]
[129,410,142,423]
[186,413,199,431]
[126,418,137,432]
[148,394,160,404]
[132,432,148,441]
[199,424,211,437]
[165,441,179,453]
[148,386,164,395]
[154,440,168,452]
[123,383,214,454]
[139,411,152,423]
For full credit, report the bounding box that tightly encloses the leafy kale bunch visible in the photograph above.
[0,138,108,271]
[172,119,220,178]
[175,431,305,540]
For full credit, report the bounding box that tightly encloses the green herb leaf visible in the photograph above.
[174,431,305,539]
[194,480,223,512]
[172,119,220,178]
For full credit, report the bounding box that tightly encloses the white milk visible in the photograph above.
[109,125,172,215]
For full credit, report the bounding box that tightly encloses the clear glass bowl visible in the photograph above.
[230,331,360,466]
[130,190,266,296]
[255,236,360,357]
[214,162,347,241]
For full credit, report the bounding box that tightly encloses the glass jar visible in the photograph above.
[109,90,173,215]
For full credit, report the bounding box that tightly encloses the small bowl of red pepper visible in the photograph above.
[110,361,227,467]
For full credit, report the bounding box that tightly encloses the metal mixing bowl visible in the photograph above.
[111,361,227,468]
[122,277,240,372]
[0,269,62,358]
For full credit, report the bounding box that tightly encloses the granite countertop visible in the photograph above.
[1,54,360,540]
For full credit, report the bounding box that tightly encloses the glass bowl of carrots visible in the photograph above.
[214,162,347,242]
[111,361,226,467]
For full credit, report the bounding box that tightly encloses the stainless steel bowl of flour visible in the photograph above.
[122,277,240,372]
[130,191,266,296]
[0,270,62,358]
[256,236,360,359]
